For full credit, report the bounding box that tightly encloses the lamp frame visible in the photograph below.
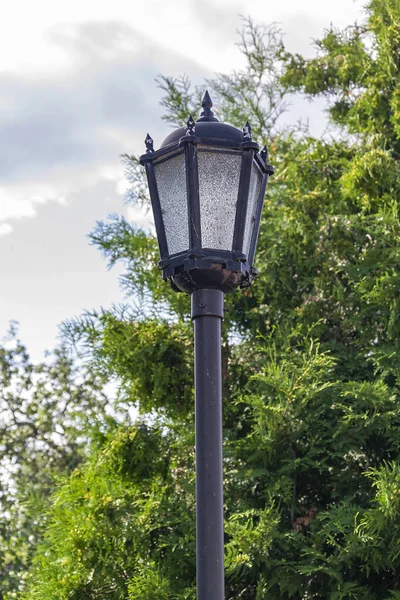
[140,124,273,294]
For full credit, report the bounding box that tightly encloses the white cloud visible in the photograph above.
[126,205,154,232]
[0,183,70,224]
[0,194,37,221]
[0,223,13,237]
[0,19,208,239]
[0,1,365,73]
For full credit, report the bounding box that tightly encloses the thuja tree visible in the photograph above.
[0,326,112,599]
[24,2,400,598]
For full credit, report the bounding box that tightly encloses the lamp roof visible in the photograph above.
[160,91,244,148]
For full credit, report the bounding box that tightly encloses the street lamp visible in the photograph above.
[140,91,273,600]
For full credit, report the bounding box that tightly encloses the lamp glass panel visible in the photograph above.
[198,149,242,250]
[243,162,263,257]
[154,152,189,256]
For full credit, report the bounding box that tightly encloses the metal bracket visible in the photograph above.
[191,289,224,320]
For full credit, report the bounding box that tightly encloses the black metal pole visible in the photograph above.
[191,288,225,600]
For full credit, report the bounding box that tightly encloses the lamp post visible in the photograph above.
[140,92,273,600]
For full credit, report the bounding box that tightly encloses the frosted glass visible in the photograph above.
[198,150,242,250]
[154,153,189,256]
[243,163,263,257]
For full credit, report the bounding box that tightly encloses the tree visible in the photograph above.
[23,2,400,598]
[0,325,112,598]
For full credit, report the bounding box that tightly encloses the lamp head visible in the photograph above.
[140,92,273,294]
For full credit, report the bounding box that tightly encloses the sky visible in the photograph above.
[0,0,365,361]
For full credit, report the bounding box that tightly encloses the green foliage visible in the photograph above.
[23,327,400,598]
[100,317,193,416]
[88,215,189,319]
[280,0,400,146]
[63,310,193,418]
[23,425,196,600]
[207,18,288,141]
[0,325,112,598]
[155,18,288,138]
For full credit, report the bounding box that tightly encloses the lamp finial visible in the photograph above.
[197,90,219,122]
[145,133,154,152]
[243,121,252,140]
[186,115,196,135]
[261,145,268,162]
